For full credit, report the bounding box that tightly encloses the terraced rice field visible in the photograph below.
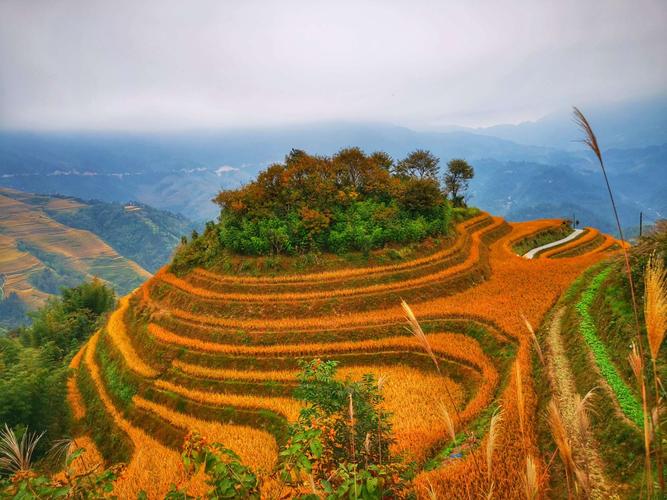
[0,191,150,308]
[69,212,623,498]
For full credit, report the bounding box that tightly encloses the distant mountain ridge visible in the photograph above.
[470,96,667,150]
[0,97,664,230]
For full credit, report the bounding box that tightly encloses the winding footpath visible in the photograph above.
[523,228,585,259]
[545,308,618,499]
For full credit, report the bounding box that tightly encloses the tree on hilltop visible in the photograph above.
[395,149,440,180]
[444,158,475,207]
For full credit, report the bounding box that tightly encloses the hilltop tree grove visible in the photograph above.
[206,148,453,256]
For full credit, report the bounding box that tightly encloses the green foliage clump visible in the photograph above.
[443,158,475,207]
[0,445,120,499]
[279,359,413,499]
[0,280,115,462]
[166,431,261,499]
[96,338,137,409]
[175,148,460,267]
[576,267,643,426]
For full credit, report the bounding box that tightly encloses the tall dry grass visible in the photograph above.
[644,254,666,493]
[523,455,539,500]
[0,424,44,473]
[547,401,576,498]
[645,254,667,362]
[573,107,640,333]
[629,342,653,497]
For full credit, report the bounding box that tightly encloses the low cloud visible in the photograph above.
[0,0,665,130]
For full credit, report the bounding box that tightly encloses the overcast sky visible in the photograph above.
[0,0,665,131]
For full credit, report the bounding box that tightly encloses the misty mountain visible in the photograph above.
[0,109,665,232]
[471,96,667,151]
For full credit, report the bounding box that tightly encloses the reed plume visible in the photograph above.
[643,253,666,493]
[400,299,484,477]
[515,361,526,441]
[348,392,356,460]
[486,407,503,480]
[645,253,667,362]
[521,311,544,366]
[573,388,597,443]
[547,400,581,498]
[402,299,440,374]
[438,402,457,442]
[523,455,539,500]
[629,342,653,496]
[425,479,438,500]
[573,107,641,338]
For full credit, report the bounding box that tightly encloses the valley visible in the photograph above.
[0,188,194,328]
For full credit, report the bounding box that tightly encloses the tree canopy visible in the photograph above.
[204,148,453,257]
[443,158,475,207]
[0,280,115,461]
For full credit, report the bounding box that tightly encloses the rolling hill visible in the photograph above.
[0,188,194,328]
[66,209,629,497]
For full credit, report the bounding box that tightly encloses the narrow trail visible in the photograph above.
[523,229,585,259]
[545,307,618,499]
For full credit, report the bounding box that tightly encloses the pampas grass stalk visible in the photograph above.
[439,402,457,442]
[402,299,440,374]
[547,400,581,498]
[348,392,356,460]
[573,388,597,444]
[645,253,666,493]
[377,374,388,465]
[425,479,438,500]
[521,312,545,366]
[515,361,526,442]
[486,406,503,489]
[645,254,667,361]
[401,300,485,479]
[403,300,461,426]
[524,455,539,500]
[573,107,641,338]
[630,342,653,496]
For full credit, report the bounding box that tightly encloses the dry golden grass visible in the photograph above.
[152,379,303,421]
[133,396,279,474]
[106,297,158,378]
[168,360,466,462]
[67,347,87,421]
[80,333,208,499]
[338,365,465,462]
[172,360,298,382]
[156,217,504,303]
[486,407,503,480]
[66,435,106,477]
[75,215,622,497]
[644,254,667,361]
[523,455,539,500]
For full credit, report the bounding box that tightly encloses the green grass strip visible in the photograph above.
[576,267,643,426]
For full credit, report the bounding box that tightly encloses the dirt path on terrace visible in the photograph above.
[545,307,618,499]
[523,229,585,259]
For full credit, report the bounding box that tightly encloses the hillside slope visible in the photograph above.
[67,211,625,497]
[0,190,154,327]
[0,188,195,273]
